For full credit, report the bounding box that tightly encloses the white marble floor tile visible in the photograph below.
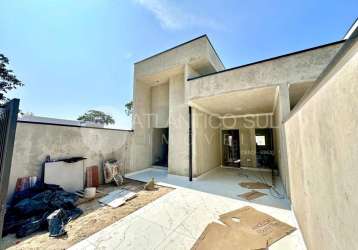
[68,239,96,250]
[134,192,194,231]
[156,231,196,250]
[70,167,306,250]
[87,216,171,250]
[174,205,219,240]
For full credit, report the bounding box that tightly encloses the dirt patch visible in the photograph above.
[1,179,173,250]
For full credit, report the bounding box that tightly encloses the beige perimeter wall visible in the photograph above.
[7,122,132,199]
[284,36,358,250]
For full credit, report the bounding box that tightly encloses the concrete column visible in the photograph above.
[279,84,290,119]
[277,84,291,197]
[131,78,153,172]
[168,73,189,176]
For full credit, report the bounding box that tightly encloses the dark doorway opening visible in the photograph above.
[255,128,274,168]
[152,128,169,167]
[222,130,240,167]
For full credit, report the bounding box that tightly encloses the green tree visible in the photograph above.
[77,110,115,125]
[0,53,23,103]
[125,101,133,116]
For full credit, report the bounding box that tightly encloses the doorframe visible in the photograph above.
[221,129,241,167]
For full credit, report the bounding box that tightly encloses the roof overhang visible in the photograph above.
[189,86,278,118]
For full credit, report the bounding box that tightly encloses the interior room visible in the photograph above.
[152,128,169,167]
[222,130,241,167]
[255,128,274,168]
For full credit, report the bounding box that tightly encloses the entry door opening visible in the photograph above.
[255,128,274,168]
[152,128,169,167]
[222,130,240,167]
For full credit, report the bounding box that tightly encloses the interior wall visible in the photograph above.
[8,122,132,200]
[151,82,169,128]
[239,128,256,168]
[255,128,275,168]
[192,108,221,177]
[284,36,358,250]
[221,115,274,168]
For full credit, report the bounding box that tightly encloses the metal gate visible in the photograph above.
[0,99,19,237]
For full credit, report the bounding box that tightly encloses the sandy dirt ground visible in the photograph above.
[1,179,173,250]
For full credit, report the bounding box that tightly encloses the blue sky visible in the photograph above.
[1,0,357,129]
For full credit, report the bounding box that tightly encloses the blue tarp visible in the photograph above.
[3,183,83,238]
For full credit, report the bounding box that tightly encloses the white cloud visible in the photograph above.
[133,0,222,30]
[124,52,133,59]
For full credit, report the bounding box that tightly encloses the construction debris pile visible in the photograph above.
[1,155,142,243]
[2,183,82,238]
[103,160,124,186]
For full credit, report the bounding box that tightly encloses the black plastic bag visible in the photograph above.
[47,209,67,237]
[4,185,82,238]
[50,191,78,209]
[11,183,62,206]
[47,208,82,237]
[14,198,48,216]
[66,208,83,222]
[16,212,49,238]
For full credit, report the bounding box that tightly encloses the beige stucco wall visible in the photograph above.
[151,82,169,128]
[131,79,152,172]
[206,42,225,72]
[192,108,221,176]
[188,43,342,100]
[8,122,132,199]
[273,105,281,171]
[130,36,222,176]
[134,36,223,79]
[221,115,274,129]
[284,36,358,250]
[273,84,291,195]
[168,73,189,176]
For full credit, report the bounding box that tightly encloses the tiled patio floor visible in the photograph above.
[70,167,306,250]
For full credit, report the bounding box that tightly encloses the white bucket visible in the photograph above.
[84,187,96,199]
